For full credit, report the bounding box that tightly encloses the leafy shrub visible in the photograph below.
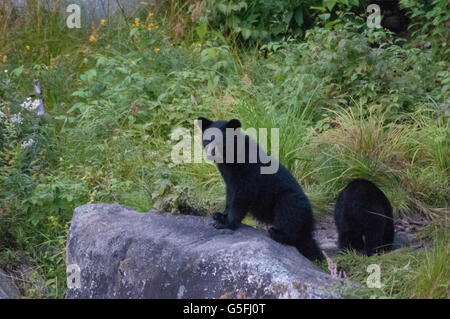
[400,0,450,58]
[206,0,323,42]
[0,64,74,298]
[250,21,448,117]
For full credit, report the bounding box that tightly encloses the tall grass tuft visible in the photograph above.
[310,104,449,216]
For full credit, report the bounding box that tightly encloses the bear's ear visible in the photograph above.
[226,119,241,129]
[197,117,213,129]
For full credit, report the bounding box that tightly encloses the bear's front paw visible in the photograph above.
[212,212,227,223]
[213,220,230,229]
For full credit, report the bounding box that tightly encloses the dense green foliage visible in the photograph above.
[0,0,448,298]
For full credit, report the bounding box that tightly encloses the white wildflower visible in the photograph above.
[21,138,34,149]
[10,113,23,125]
[32,99,41,110]
[20,97,40,112]
[21,98,31,109]
[4,70,7,73]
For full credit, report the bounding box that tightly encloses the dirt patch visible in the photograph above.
[314,216,339,257]
[313,213,431,257]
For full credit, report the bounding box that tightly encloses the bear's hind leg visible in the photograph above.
[269,227,323,261]
[295,231,324,261]
[364,228,385,256]
[337,231,351,251]
[338,231,364,252]
[271,195,323,261]
[268,227,290,244]
[382,220,395,252]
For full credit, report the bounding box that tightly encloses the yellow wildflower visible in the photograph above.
[89,35,98,42]
[100,19,105,25]
[155,48,160,52]
[148,27,152,31]
[170,43,174,47]
[2,55,6,63]
[150,23,154,27]
[65,54,70,57]
[155,25,159,29]
[148,12,154,18]
[26,45,30,50]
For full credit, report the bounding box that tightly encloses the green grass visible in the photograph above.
[0,0,448,298]
[333,223,449,299]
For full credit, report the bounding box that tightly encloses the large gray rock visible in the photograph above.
[0,269,21,299]
[66,204,345,299]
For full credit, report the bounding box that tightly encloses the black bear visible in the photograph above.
[374,0,409,33]
[197,117,324,261]
[334,179,394,256]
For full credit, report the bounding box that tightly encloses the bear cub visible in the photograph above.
[334,179,394,256]
[197,117,323,261]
